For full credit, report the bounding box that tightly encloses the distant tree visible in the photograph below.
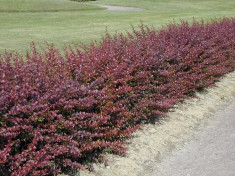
[71,0,96,2]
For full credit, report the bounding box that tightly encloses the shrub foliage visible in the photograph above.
[0,18,235,175]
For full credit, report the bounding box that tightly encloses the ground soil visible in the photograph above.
[144,99,235,176]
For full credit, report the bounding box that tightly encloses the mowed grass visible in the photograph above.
[0,0,235,54]
[0,0,100,12]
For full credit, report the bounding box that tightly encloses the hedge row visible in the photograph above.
[0,18,235,175]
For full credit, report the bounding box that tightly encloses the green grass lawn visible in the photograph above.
[0,0,235,55]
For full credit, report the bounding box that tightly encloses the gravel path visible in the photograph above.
[145,99,235,176]
[79,71,235,176]
[88,4,143,11]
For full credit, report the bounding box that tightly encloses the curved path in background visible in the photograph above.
[79,71,235,176]
[86,3,143,11]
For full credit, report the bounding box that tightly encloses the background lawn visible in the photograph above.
[0,0,235,54]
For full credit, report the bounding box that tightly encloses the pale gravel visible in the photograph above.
[80,3,143,11]
[145,98,235,176]
[78,71,235,176]
[91,4,143,11]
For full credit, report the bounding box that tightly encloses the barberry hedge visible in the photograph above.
[0,18,235,176]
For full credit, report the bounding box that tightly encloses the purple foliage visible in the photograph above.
[0,18,235,175]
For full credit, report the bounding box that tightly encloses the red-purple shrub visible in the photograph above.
[0,18,235,175]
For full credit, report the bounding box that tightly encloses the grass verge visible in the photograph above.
[0,0,235,54]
